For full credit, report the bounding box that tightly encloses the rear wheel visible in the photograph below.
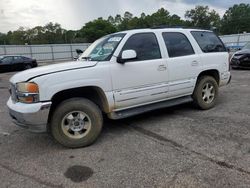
[50,98,103,148]
[192,76,218,110]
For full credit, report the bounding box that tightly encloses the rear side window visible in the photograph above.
[162,32,195,58]
[14,56,23,60]
[122,33,161,61]
[191,31,226,53]
[22,57,31,60]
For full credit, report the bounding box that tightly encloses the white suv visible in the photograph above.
[7,28,231,147]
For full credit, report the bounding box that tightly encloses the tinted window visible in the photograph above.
[191,31,226,53]
[122,33,161,61]
[162,32,194,58]
[2,57,13,63]
[22,56,31,60]
[14,56,23,60]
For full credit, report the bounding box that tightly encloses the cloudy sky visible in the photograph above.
[0,0,249,33]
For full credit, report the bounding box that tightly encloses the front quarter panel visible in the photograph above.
[31,62,113,106]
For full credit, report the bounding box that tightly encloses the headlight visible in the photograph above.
[243,57,250,61]
[16,82,39,103]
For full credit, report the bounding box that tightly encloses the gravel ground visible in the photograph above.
[0,69,250,188]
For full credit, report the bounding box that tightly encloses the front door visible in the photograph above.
[110,32,169,110]
[1,56,13,71]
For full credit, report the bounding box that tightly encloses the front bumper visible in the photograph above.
[231,58,250,68]
[7,98,51,133]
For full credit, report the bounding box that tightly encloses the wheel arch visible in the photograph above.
[48,86,110,125]
[197,69,220,85]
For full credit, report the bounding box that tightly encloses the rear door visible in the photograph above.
[162,32,202,98]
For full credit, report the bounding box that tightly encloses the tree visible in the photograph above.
[118,11,134,30]
[0,33,8,44]
[8,27,27,45]
[108,16,115,25]
[124,11,133,20]
[221,3,250,34]
[169,14,185,26]
[78,18,117,42]
[114,14,122,26]
[43,22,64,44]
[150,8,171,26]
[185,6,221,30]
[64,30,77,43]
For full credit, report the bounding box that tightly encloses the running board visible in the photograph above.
[108,96,193,120]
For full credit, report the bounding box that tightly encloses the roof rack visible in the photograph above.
[151,25,184,29]
[150,25,211,30]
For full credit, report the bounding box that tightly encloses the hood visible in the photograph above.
[10,61,97,83]
[234,49,250,56]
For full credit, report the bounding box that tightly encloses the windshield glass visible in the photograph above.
[0,56,3,60]
[243,42,250,50]
[80,33,126,61]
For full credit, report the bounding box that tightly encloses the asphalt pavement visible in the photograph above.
[0,69,250,188]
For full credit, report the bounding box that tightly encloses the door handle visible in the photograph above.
[158,65,167,71]
[191,60,199,66]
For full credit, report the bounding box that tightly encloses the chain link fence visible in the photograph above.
[0,43,91,63]
[220,33,250,48]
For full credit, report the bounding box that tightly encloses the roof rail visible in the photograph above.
[151,25,184,29]
[150,25,211,30]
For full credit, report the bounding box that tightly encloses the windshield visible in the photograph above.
[80,33,126,61]
[243,42,250,50]
[0,56,3,60]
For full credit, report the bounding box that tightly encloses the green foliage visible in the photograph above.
[221,3,250,34]
[185,6,221,30]
[0,32,8,44]
[1,3,250,45]
[78,18,117,42]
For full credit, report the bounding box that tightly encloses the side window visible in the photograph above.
[22,57,30,60]
[13,57,23,62]
[122,33,161,61]
[2,57,13,63]
[191,31,226,53]
[162,32,195,58]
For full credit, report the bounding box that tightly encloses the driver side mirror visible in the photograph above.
[117,50,137,64]
[76,49,83,55]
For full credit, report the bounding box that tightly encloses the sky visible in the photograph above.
[0,0,249,33]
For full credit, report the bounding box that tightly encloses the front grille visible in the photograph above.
[231,58,239,65]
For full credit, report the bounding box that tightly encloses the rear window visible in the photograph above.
[191,31,226,53]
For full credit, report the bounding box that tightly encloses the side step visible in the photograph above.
[108,96,193,120]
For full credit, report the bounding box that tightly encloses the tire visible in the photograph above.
[50,98,103,148]
[24,64,32,70]
[192,76,218,110]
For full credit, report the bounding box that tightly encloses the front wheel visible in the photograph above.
[24,64,32,70]
[50,98,103,148]
[192,76,218,110]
